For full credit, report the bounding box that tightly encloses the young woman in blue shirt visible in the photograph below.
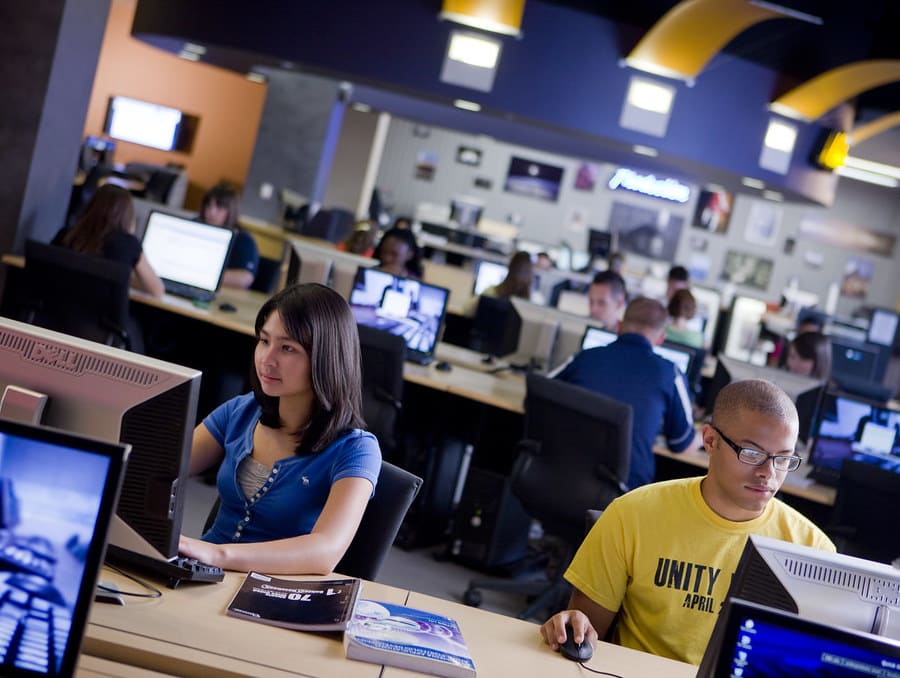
[178,283,381,574]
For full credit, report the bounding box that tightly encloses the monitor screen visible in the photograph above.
[349,267,449,365]
[715,534,900,642]
[831,339,881,383]
[587,229,612,259]
[470,296,522,359]
[473,260,508,296]
[104,96,198,153]
[0,317,201,565]
[142,211,236,300]
[722,295,768,363]
[655,342,693,375]
[0,419,127,677]
[808,391,900,483]
[868,309,899,348]
[581,325,617,351]
[448,198,484,230]
[698,598,900,678]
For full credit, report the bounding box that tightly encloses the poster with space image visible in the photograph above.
[503,156,564,202]
[608,201,684,262]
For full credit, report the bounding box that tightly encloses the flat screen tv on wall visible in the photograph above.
[104,95,200,153]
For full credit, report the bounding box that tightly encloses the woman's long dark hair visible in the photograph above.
[62,184,135,255]
[250,283,366,455]
[495,251,534,299]
[201,182,240,229]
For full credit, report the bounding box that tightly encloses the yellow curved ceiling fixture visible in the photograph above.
[770,60,900,122]
[847,111,900,146]
[440,0,526,37]
[624,0,820,82]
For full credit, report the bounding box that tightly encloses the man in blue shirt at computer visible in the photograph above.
[555,297,699,489]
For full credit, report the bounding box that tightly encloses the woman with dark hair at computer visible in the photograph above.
[665,289,704,349]
[200,182,259,290]
[178,283,381,575]
[785,331,832,381]
[462,250,543,315]
[52,183,164,298]
[373,227,423,279]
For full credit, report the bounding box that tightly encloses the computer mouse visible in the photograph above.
[559,624,593,662]
[218,302,238,313]
[435,360,453,372]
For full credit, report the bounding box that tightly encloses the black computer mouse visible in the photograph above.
[435,360,453,372]
[218,302,237,313]
[559,624,593,662]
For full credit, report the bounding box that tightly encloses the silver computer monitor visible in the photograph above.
[0,317,201,566]
[473,260,508,296]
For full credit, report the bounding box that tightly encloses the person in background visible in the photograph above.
[785,331,832,381]
[337,220,376,257]
[179,284,381,574]
[390,216,412,230]
[665,289,704,349]
[464,251,543,315]
[588,270,627,328]
[607,251,626,274]
[535,252,556,271]
[768,315,826,368]
[200,182,259,290]
[373,227,423,279]
[53,183,164,297]
[666,264,690,301]
[541,380,835,665]
[556,297,699,488]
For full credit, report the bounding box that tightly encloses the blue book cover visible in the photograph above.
[344,599,476,677]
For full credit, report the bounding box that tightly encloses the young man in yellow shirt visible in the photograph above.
[540,379,835,665]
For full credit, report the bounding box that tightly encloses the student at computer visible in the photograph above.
[665,289,704,349]
[178,283,382,575]
[462,251,544,315]
[785,331,832,381]
[666,264,690,301]
[52,183,164,297]
[588,270,627,327]
[541,379,835,666]
[555,297,699,488]
[373,226,423,279]
[199,182,259,290]
[336,219,377,257]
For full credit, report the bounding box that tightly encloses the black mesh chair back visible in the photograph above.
[357,324,406,458]
[18,240,132,349]
[335,461,422,581]
[828,459,900,564]
[250,242,290,294]
[511,373,633,545]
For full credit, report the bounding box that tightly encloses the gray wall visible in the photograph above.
[323,108,379,214]
[375,117,900,316]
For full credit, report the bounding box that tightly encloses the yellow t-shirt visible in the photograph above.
[565,476,835,666]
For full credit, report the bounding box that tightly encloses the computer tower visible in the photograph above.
[449,468,531,571]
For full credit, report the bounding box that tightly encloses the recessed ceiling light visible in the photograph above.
[741,177,765,190]
[453,99,482,112]
[633,145,659,157]
[351,103,372,113]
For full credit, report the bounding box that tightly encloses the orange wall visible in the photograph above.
[82,0,266,209]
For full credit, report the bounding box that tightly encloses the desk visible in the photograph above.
[77,654,177,677]
[84,570,696,678]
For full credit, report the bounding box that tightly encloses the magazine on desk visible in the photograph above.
[226,571,361,631]
[344,599,476,678]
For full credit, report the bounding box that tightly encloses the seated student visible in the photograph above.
[178,284,382,574]
[666,264,690,301]
[53,183,164,297]
[588,270,627,327]
[535,251,556,271]
[785,331,832,381]
[541,379,835,665]
[665,289,704,349]
[200,182,259,290]
[336,220,377,257]
[463,251,544,315]
[556,298,699,488]
[373,227,423,279]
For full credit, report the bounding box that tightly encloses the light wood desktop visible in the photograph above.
[77,654,178,677]
[84,570,696,678]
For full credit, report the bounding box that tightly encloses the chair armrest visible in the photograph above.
[593,465,629,497]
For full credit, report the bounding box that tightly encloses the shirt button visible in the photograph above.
[272,468,279,474]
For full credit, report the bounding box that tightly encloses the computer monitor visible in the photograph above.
[655,342,693,376]
[142,211,236,302]
[448,197,484,230]
[831,337,891,395]
[714,534,900,642]
[587,229,612,260]
[581,325,617,351]
[722,295,768,364]
[0,317,201,572]
[79,135,116,173]
[0,418,128,677]
[472,260,508,296]
[470,296,522,360]
[698,598,900,678]
[868,308,900,349]
[807,390,900,486]
[348,267,449,366]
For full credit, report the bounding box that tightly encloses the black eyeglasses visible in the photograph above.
[711,426,802,473]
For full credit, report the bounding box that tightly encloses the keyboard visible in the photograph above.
[0,535,57,581]
[163,279,215,303]
[0,586,70,674]
[105,545,224,589]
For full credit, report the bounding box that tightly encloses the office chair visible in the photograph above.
[250,242,290,295]
[16,240,132,350]
[463,374,632,620]
[827,459,900,565]
[357,324,406,461]
[202,461,422,581]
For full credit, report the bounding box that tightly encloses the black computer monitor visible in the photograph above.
[587,229,611,260]
[470,296,522,360]
[830,337,892,401]
[807,390,900,486]
[449,198,483,230]
[0,317,201,572]
[581,325,617,350]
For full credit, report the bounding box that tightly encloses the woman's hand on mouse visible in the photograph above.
[540,610,597,650]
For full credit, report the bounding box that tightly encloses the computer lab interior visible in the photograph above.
[3,1,900,675]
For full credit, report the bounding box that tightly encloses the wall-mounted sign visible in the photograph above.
[607,168,691,203]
